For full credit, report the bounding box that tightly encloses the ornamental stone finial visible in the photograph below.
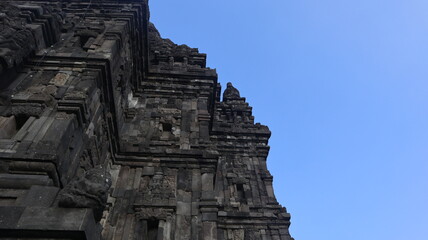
[223,82,241,101]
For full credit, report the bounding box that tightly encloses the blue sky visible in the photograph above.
[150,1,428,239]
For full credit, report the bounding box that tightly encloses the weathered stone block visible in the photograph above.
[0,116,16,139]
[18,185,59,207]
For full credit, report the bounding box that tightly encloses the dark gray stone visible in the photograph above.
[57,166,112,221]
[0,206,25,229]
[0,1,294,239]
[19,185,59,207]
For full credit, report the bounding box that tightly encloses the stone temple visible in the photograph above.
[0,1,293,239]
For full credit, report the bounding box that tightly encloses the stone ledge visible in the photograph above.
[0,207,99,240]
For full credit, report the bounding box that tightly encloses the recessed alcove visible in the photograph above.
[162,122,172,132]
[147,219,159,240]
[0,115,31,139]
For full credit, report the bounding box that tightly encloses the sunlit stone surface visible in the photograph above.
[0,1,293,239]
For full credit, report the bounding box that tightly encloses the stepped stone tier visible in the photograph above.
[0,1,294,239]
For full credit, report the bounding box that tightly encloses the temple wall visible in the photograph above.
[0,1,293,239]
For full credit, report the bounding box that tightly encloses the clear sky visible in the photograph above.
[150,1,428,239]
